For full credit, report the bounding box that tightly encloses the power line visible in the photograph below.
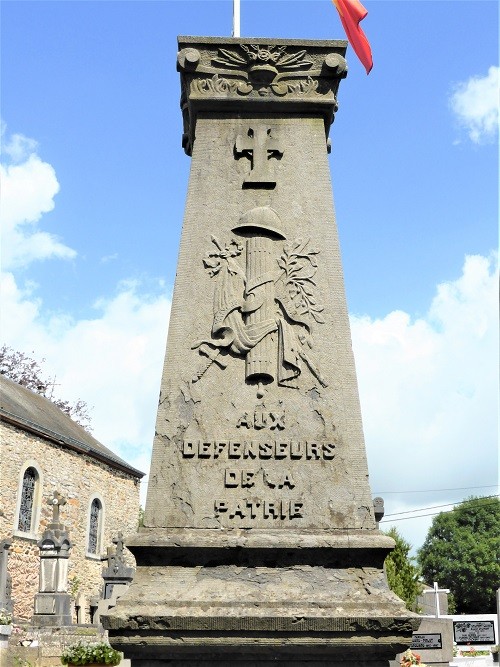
[380,498,500,523]
[373,484,498,494]
[383,495,499,518]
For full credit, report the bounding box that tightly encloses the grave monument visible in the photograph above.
[94,533,134,625]
[103,36,420,664]
[32,491,72,627]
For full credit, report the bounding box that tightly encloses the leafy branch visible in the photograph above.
[202,237,244,278]
[277,238,325,325]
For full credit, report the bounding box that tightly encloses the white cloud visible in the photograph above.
[351,253,498,550]
[0,126,76,269]
[1,271,170,501]
[100,253,118,264]
[1,127,38,163]
[0,126,170,504]
[450,66,499,143]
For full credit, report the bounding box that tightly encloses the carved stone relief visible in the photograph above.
[177,40,347,154]
[192,207,328,394]
[180,44,347,99]
[235,125,283,187]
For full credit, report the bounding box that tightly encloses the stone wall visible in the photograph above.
[0,421,141,622]
[5,624,107,667]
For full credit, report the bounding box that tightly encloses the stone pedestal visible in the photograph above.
[103,36,420,664]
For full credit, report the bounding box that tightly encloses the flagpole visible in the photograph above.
[233,0,240,37]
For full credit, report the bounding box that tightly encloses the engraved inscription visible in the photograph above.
[224,469,295,489]
[236,402,285,430]
[214,499,304,520]
[182,440,336,460]
[264,470,295,489]
[224,469,256,488]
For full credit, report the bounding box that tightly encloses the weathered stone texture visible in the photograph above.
[145,112,374,532]
[105,37,420,663]
[0,421,140,621]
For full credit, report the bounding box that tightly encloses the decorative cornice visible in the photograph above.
[177,37,348,155]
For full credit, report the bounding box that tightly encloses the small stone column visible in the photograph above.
[0,539,13,615]
[32,491,73,627]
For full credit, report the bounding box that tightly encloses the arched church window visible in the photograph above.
[18,466,38,533]
[87,497,102,554]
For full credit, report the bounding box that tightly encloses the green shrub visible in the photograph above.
[60,641,122,665]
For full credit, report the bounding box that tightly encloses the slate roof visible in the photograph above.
[0,375,144,478]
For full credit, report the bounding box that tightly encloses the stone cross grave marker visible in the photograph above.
[48,490,66,525]
[423,581,451,618]
[32,490,72,627]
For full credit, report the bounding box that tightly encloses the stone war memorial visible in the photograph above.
[103,36,420,665]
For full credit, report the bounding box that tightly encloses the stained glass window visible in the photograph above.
[88,498,102,554]
[18,467,37,532]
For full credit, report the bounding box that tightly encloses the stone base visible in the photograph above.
[103,529,421,664]
[32,592,72,627]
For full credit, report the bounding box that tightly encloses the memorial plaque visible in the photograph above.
[34,595,55,614]
[453,620,496,644]
[104,36,420,664]
[411,633,443,649]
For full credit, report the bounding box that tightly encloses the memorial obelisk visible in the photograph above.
[103,36,420,665]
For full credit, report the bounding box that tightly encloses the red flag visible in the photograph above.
[332,0,373,74]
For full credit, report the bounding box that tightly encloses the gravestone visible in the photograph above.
[32,491,72,627]
[94,533,134,625]
[419,581,450,617]
[391,618,454,667]
[103,36,420,665]
[101,532,134,601]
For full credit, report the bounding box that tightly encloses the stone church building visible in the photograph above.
[0,375,144,621]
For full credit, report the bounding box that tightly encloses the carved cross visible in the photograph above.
[235,125,283,185]
[48,491,67,524]
[112,532,124,562]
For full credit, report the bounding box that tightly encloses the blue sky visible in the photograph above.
[1,0,498,553]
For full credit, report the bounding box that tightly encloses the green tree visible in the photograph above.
[384,527,422,610]
[418,496,500,613]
